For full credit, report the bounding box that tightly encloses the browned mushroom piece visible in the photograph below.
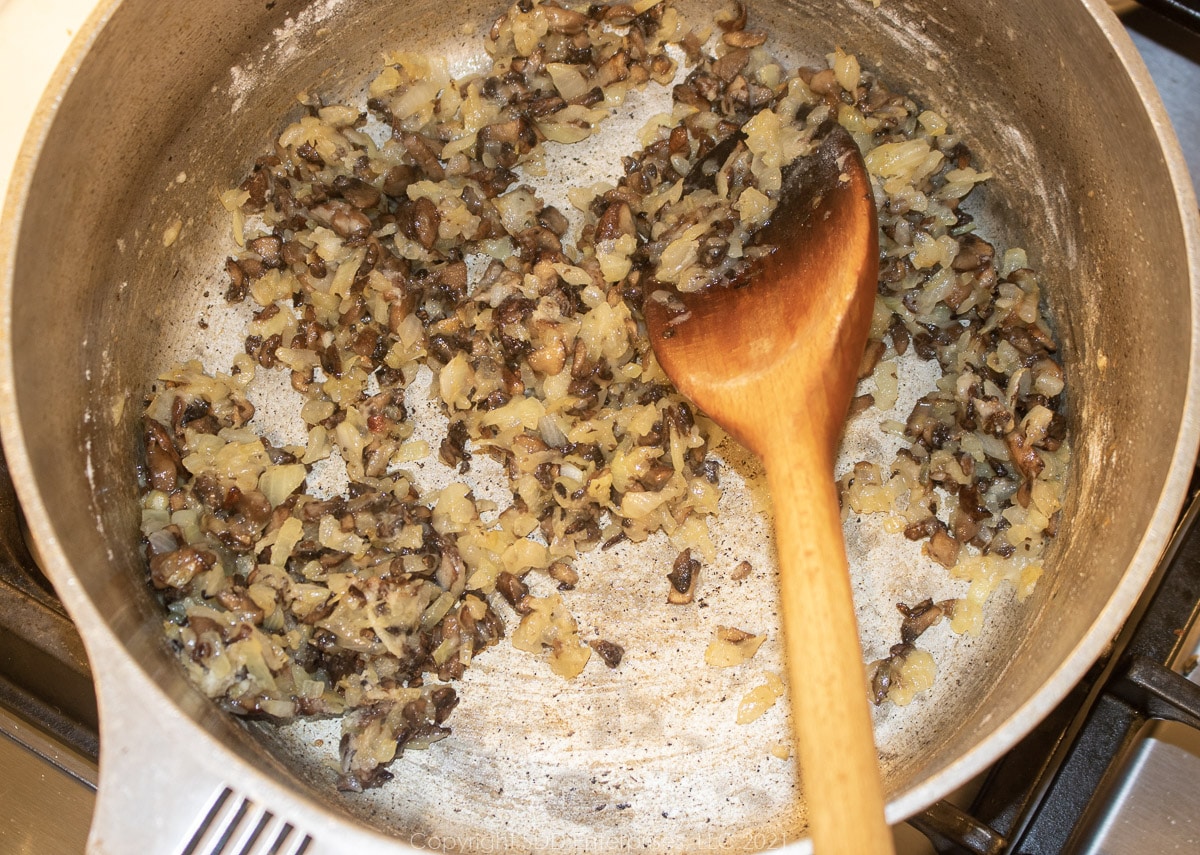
[142,418,182,493]
[666,548,701,604]
[897,598,954,645]
[589,639,625,668]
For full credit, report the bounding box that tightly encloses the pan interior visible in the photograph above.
[4,0,1195,850]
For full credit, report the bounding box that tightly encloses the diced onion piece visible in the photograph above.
[736,672,785,724]
[705,626,766,667]
[259,464,307,508]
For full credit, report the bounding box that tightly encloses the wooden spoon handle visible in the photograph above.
[765,447,895,855]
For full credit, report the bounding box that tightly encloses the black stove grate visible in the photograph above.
[1140,0,1200,31]
[0,451,98,763]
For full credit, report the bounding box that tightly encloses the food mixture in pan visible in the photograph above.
[138,0,1069,791]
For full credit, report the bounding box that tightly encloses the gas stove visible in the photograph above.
[0,2,1198,853]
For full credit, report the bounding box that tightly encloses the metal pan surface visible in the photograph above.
[2,0,1198,851]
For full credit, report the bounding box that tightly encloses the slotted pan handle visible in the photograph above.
[86,645,319,855]
[85,631,421,853]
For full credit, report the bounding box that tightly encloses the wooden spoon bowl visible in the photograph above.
[644,126,891,854]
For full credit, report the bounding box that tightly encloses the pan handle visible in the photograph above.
[3,441,315,853]
[85,647,316,855]
[85,641,419,854]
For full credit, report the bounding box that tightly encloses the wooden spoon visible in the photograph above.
[644,126,892,854]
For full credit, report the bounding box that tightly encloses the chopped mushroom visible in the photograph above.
[589,639,625,668]
[667,548,700,604]
[897,598,955,645]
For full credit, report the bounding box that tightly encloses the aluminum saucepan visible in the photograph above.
[2,0,1198,852]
